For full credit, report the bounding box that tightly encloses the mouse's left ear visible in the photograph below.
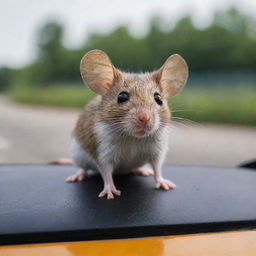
[153,54,189,98]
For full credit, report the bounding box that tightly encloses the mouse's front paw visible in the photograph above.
[155,178,176,190]
[98,185,121,199]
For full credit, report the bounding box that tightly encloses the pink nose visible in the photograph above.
[138,109,151,124]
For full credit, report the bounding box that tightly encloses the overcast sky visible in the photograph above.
[1,0,256,68]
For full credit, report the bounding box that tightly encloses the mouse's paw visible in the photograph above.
[155,178,176,190]
[98,185,121,199]
[134,167,154,176]
[66,169,87,183]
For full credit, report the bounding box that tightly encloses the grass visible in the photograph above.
[170,87,256,126]
[10,84,96,108]
[9,83,256,126]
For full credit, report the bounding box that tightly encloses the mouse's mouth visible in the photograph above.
[131,124,155,138]
[133,130,151,138]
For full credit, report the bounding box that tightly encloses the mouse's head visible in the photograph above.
[80,50,188,138]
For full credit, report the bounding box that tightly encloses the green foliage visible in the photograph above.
[84,26,152,72]
[170,87,256,126]
[11,7,256,88]
[10,83,95,108]
[0,68,10,91]
[32,22,70,84]
[0,67,17,92]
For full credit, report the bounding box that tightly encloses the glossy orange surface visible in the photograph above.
[1,231,256,256]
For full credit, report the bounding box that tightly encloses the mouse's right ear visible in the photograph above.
[80,50,121,95]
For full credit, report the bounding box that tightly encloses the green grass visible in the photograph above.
[9,84,256,126]
[170,87,256,126]
[10,84,96,108]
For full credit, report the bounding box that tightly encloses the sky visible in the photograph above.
[1,0,256,68]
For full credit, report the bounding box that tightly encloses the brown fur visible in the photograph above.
[73,96,101,161]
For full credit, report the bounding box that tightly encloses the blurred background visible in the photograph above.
[0,0,255,167]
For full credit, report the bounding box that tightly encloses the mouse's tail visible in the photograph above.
[48,158,73,165]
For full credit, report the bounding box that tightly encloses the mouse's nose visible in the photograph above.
[138,109,151,124]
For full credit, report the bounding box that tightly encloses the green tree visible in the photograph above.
[14,7,256,88]
[0,67,13,91]
[84,26,151,72]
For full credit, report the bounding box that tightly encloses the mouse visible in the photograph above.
[64,49,188,199]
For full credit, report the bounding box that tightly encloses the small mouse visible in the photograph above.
[66,49,188,199]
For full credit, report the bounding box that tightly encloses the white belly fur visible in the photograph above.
[70,121,169,173]
[70,137,99,172]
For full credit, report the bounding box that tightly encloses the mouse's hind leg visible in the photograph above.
[133,165,154,176]
[66,169,88,182]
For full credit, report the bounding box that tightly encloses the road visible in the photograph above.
[0,95,256,167]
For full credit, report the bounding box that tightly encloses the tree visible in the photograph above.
[33,21,67,83]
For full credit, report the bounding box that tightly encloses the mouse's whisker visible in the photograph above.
[171,117,199,127]
[171,109,202,113]
[170,120,191,129]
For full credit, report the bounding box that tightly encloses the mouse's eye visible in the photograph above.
[154,92,162,105]
[117,91,129,103]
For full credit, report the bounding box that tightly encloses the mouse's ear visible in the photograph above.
[154,54,188,98]
[80,49,121,95]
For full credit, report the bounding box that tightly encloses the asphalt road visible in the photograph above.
[0,95,255,167]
